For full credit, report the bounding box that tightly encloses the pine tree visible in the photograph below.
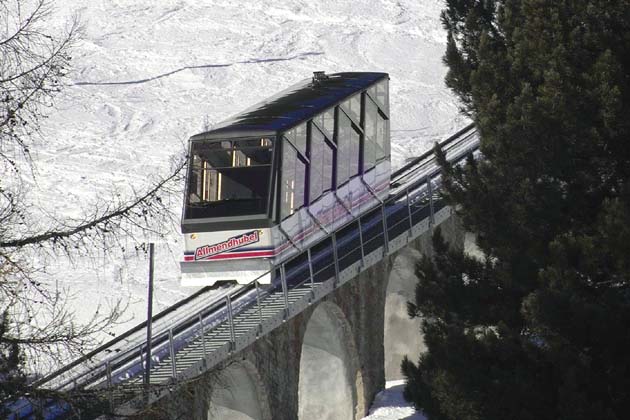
[402,1,630,419]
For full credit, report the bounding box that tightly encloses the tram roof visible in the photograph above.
[190,72,388,141]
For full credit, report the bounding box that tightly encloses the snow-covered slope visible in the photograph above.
[26,0,465,365]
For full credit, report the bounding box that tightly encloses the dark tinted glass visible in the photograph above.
[337,110,360,184]
[310,127,324,202]
[185,138,273,219]
[280,141,306,219]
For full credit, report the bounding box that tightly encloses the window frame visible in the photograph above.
[184,136,276,220]
[278,134,310,221]
[335,106,363,187]
[308,122,336,203]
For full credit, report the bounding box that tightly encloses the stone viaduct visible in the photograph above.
[146,213,470,420]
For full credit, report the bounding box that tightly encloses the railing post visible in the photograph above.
[406,187,414,238]
[106,361,113,410]
[358,218,366,267]
[139,344,146,385]
[198,313,207,356]
[381,205,389,255]
[169,329,177,380]
[106,361,112,388]
[226,295,236,350]
[332,233,340,285]
[280,264,290,319]
[255,280,263,334]
[145,243,155,388]
[307,248,315,301]
[427,176,435,225]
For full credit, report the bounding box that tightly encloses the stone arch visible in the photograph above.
[383,246,426,380]
[298,300,363,420]
[383,215,465,380]
[207,359,272,420]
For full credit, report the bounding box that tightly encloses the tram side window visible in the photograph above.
[186,138,273,219]
[280,140,307,220]
[337,110,361,185]
[376,79,389,113]
[341,94,361,124]
[368,79,389,115]
[376,109,390,160]
[295,123,307,154]
[285,123,307,156]
[364,96,379,171]
[309,125,334,202]
[312,110,334,138]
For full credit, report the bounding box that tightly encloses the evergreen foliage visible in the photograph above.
[402,1,630,419]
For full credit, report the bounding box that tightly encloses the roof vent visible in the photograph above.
[312,71,328,84]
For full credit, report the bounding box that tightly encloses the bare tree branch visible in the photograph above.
[0,1,188,415]
[1,0,80,168]
[0,159,185,249]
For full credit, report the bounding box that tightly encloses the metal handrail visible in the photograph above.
[31,285,219,388]
[391,122,475,179]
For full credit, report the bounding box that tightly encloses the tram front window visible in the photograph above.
[186,138,273,219]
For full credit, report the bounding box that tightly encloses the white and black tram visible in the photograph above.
[181,71,391,286]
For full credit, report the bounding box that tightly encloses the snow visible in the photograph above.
[9,0,468,417]
[362,380,427,420]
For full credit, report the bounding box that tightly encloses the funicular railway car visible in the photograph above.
[181,71,391,286]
